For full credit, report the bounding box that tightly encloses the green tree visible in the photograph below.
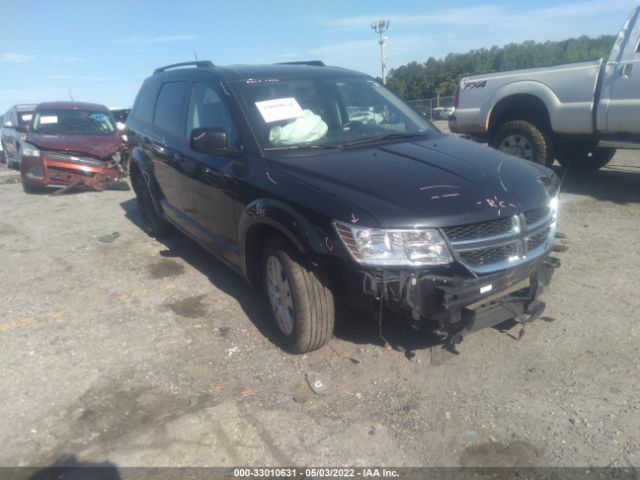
[386,35,616,100]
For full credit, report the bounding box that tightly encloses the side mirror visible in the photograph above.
[190,127,239,157]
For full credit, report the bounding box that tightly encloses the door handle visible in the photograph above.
[620,63,633,78]
[204,167,232,181]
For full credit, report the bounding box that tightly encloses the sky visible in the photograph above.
[0,0,638,112]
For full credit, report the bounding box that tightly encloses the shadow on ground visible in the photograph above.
[9,456,121,480]
[119,198,458,356]
[552,163,640,204]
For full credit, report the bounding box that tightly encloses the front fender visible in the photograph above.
[238,198,332,282]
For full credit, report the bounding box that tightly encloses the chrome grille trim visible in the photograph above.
[43,151,103,166]
[442,208,556,274]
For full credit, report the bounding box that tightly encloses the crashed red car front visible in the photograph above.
[20,102,124,191]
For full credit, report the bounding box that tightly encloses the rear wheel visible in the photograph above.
[262,236,334,353]
[555,144,615,171]
[490,120,553,166]
[131,167,171,237]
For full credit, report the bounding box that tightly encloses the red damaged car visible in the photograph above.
[20,102,125,193]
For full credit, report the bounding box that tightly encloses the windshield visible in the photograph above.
[18,112,33,127]
[229,76,435,150]
[32,109,115,135]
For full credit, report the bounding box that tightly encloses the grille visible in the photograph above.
[459,243,518,267]
[48,166,94,178]
[527,227,551,250]
[443,208,555,273]
[442,217,513,242]
[44,151,102,165]
[524,207,550,226]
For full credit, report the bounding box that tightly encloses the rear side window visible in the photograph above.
[131,83,158,123]
[154,81,188,136]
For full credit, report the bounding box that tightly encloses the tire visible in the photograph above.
[490,120,553,166]
[555,144,615,171]
[131,168,171,237]
[262,236,335,353]
[21,180,46,194]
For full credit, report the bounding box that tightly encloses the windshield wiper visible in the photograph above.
[265,143,340,151]
[340,132,430,147]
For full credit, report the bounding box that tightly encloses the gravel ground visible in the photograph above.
[0,131,639,469]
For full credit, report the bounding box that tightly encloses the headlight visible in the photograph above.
[333,221,452,266]
[21,142,40,158]
[549,196,559,220]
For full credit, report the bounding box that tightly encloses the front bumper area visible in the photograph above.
[332,253,558,339]
[21,152,123,191]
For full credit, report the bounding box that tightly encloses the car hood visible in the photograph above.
[269,133,558,228]
[28,133,120,159]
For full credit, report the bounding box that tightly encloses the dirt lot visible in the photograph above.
[1,129,639,469]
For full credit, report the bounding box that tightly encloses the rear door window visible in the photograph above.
[154,81,188,136]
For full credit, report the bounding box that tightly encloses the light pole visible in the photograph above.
[371,20,390,84]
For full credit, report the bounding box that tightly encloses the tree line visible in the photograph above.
[386,35,616,100]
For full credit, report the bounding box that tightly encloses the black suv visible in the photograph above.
[127,60,560,353]
[2,104,36,169]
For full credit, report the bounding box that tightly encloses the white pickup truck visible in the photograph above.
[449,6,640,170]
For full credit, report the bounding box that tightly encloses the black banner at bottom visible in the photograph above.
[0,467,638,480]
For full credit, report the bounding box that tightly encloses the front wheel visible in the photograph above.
[490,120,553,166]
[556,144,615,171]
[262,236,334,353]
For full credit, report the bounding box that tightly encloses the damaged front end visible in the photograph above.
[360,254,559,349]
[21,146,125,192]
[332,202,561,350]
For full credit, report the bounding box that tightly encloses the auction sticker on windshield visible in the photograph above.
[255,97,304,123]
[39,116,58,124]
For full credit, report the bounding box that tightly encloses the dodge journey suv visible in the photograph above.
[127,60,560,353]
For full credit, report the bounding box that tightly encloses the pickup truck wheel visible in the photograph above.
[262,237,334,353]
[131,170,171,237]
[556,145,616,171]
[490,120,553,166]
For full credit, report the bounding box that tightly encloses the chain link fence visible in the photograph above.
[408,96,455,121]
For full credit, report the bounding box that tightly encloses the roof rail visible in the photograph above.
[275,60,325,67]
[153,61,215,74]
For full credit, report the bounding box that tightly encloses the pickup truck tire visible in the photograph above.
[555,144,616,171]
[131,168,171,237]
[262,236,334,354]
[490,120,553,166]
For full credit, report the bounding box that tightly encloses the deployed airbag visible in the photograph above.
[269,110,328,146]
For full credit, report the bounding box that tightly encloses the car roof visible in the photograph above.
[150,61,369,83]
[35,101,110,112]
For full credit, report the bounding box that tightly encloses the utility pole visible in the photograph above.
[371,20,390,84]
